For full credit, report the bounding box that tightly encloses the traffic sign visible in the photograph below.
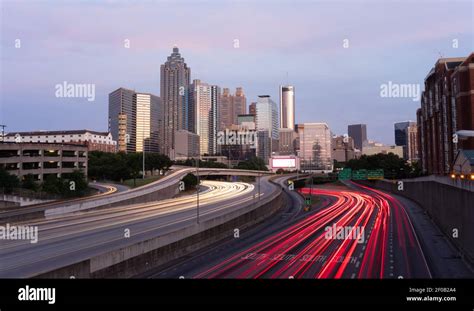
[305,197,312,205]
[367,169,384,180]
[338,168,352,180]
[352,169,368,180]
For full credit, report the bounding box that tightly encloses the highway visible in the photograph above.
[151,181,434,279]
[0,177,279,278]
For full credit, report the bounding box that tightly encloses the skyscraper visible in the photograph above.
[109,87,136,153]
[109,88,160,153]
[256,95,279,163]
[219,87,246,130]
[135,93,160,153]
[348,124,367,150]
[248,102,257,116]
[394,121,418,161]
[189,79,220,155]
[297,123,332,171]
[279,85,295,130]
[160,46,191,157]
[209,85,220,155]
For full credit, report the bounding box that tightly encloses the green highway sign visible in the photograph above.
[305,197,312,205]
[367,169,384,180]
[338,168,352,180]
[352,169,368,180]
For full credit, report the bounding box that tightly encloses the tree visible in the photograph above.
[0,168,20,193]
[21,174,38,191]
[182,173,198,190]
[345,153,413,179]
[236,157,268,171]
[41,175,66,195]
[63,170,88,196]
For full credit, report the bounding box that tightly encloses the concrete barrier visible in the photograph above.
[359,179,474,264]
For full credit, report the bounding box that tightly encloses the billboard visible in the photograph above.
[271,157,297,168]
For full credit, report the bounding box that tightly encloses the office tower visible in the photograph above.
[160,46,191,157]
[249,102,257,116]
[331,135,355,163]
[296,123,332,171]
[219,87,247,130]
[189,80,220,155]
[279,128,297,155]
[135,93,160,153]
[348,124,367,150]
[279,85,295,130]
[109,88,160,153]
[209,85,220,155]
[394,121,418,161]
[256,95,279,162]
[234,87,246,121]
[175,129,200,159]
[406,124,419,162]
[417,53,474,175]
[109,87,136,153]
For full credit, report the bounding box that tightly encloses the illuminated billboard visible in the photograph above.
[271,157,297,168]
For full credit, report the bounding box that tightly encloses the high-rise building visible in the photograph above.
[175,130,200,159]
[219,87,246,130]
[160,46,191,157]
[279,85,295,130]
[417,53,474,175]
[406,123,419,162]
[331,135,355,163]
[248,102,257,116]
[256,95,279,162]
[348,124,367,150]
[189,79,220,155]
[278,128,297,155]
[296,123,332,171]
[234,87,246,122]
[109,88,160,153]
[135,93,160,153]
[394,121,418,161]
[209,85,220,155]
[109,87,135,153]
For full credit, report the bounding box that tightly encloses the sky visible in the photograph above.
[1,0,473,144]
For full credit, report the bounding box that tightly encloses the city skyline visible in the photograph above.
[1,0,473,145]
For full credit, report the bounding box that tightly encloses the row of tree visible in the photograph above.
[344,153,422,179]
[88,151,172,182]
[0,168,88,197]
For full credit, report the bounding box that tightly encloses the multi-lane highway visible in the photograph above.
[0,177,279,278]
[152,181,435,279]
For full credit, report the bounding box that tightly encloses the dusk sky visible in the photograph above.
[1,0,472,144]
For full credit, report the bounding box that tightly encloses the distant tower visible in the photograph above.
[279,85,295,130]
